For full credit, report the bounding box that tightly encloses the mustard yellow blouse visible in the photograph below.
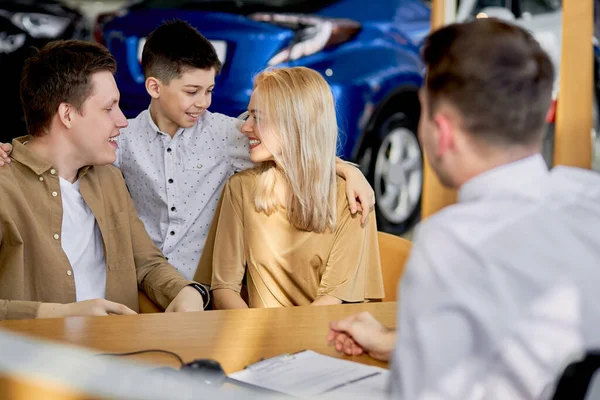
[195,169,384,307]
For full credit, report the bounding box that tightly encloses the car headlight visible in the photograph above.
[250,13,361,66]
[11,12,70,39]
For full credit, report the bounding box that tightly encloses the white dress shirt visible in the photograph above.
[389,155,600,399]
[59,177,107,301]
[418,284,583,400]
[115,109,253,280]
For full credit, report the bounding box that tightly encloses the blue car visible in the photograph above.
[97,0,431,235]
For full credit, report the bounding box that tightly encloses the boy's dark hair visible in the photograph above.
[142,19,222,83]
[20,40,117,137]
[422,19,554,146]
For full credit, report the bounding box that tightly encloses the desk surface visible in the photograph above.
[0,302,397,374]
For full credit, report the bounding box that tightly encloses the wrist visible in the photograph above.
[335,158,348,178]
[36,303,65,319]
[380,328,397,360]
[188,283,210,309]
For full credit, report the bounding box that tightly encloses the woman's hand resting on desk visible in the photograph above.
[327,312,396,361]
[37,299,137,318]
[165,286,205,312]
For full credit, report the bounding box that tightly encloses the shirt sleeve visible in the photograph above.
[0,300,40,320]
[317,198,385,302]
[0,230,41,320]
[224,116,255,172]
[204,177,247,293]
[388,220,520,398]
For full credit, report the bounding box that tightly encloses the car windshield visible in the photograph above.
[132,0,341,14]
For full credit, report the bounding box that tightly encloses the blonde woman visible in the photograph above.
[195,67,384,309]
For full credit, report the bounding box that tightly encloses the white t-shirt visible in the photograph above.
[59,177,106,302]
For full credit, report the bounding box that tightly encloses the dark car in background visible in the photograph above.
[0,0,89,143]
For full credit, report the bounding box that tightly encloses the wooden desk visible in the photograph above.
[0,302,396,374]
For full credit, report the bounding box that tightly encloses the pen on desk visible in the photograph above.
[321,371,382,394]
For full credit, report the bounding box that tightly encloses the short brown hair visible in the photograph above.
[142,20,222,83]
[20,40,117,137]
[422,19,554,146]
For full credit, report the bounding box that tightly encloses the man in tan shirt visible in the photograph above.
[0,40,208,320]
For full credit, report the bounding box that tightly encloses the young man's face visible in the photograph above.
[69,71,128,166]
[155,67,215,131]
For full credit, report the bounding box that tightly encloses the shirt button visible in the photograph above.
[50,169,56,175]
[168,178,174,184]
[39,176,44,181]
[196,164,203,169]
[53,234,59,240]
[167,148,172,153]
[171,206,176,212]
[66,270,72,276]
[170,231,175,236]
[51,191,58,197]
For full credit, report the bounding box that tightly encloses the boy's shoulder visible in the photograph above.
[123,109,150,133]
[200,110,241,132]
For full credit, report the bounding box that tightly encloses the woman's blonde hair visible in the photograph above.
[252,66,338,233]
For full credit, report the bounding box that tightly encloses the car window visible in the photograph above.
[520,0,561,16]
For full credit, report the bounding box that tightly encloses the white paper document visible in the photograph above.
[228,350,390,398]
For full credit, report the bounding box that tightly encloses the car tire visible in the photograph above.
[364,111,422,235]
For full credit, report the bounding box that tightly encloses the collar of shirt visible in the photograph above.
[143,108,193,142]
[458,154,549,203]
[10,136,92,179]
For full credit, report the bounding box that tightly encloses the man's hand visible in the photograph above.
[327,312,396,361]
[37,299,137,319]
[165,286,204,313]
[0,143,12,166]
[339,162,375,224]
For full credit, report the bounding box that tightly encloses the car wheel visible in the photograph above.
[363,111,422,235]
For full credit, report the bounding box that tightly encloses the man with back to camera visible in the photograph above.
[327,19,600,398]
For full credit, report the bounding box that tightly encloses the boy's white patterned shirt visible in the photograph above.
[115,109,253,280]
